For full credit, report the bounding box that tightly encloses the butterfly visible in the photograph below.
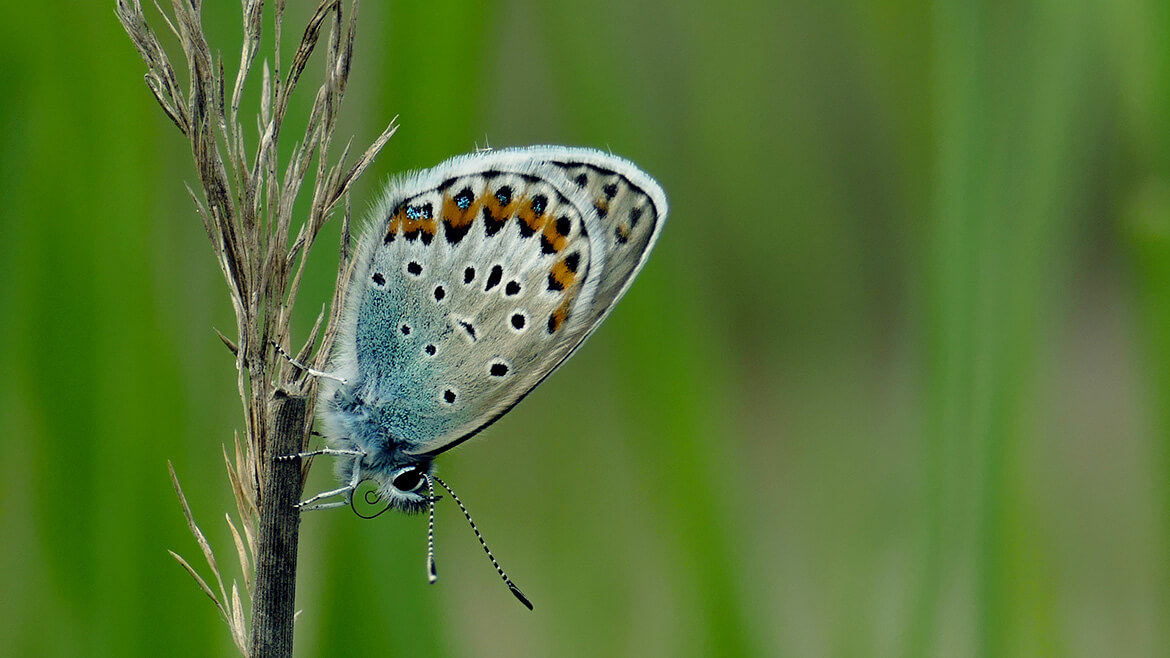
[294,146,666,607]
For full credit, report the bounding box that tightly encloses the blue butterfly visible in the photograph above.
[295,146,666,607]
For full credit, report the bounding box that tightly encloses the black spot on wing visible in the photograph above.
[629,206,643,227]
[444,220,473,244]
[484,265,503,291]
[482,205,506,236]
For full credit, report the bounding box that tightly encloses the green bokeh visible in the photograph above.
[1,1,1165,656]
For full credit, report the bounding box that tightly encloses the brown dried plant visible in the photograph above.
[115,1,395,655]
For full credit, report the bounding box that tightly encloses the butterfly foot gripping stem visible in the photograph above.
[294,485,357,511]
[269,340,349,385]
[276,448,365,462]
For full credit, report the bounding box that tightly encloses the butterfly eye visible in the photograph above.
[392,467,425,493]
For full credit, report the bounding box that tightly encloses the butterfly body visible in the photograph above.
[316,146,666,513]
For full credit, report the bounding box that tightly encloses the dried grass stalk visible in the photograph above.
[115,1,395,655]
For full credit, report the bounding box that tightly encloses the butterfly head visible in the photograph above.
[349,459,437,516]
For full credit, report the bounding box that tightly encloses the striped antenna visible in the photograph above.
[426,476,438,584]
[431,475,533,610]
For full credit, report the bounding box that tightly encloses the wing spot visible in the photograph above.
[511,313,526,330]
[425,344,437,356]
[574,173,588,186]
[464,266,476,284]
[482,204,506,237]
[548,256,578,291]
[433,285,446,302]
[489,362,510,377]
[407,261,423,276]
[454,188,474,210]
[629,206,643,226]
[371,272,385,286]
[615,225,630,244]
[505,280,521,296]
[443,389,457,404]
[519,194,548,237]
[400,324,412,336]
[484,264,503,292]
[403,202,436,244]
[458,321,478,341]
[495,185,513,206]
[603,183,618,199]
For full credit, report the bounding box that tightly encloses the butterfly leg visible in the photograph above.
[270,340,349,385]
[298,499,352,512]
[295,455,364,511]
[295,484,356,510]
[276,448,364,461]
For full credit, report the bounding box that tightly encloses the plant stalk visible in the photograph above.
[250,392,308,657]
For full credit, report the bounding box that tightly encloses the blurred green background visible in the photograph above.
[1,0,1167,656]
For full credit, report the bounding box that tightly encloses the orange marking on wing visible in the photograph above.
[402,209,437,238]
[481,191,519,223]
[549,259,577,290]
[541,222,568,252]
[442,194,480,228]
[548,296,573,333]
[517,196,548,233]
[386,208,405,239]
[594,198,609,217]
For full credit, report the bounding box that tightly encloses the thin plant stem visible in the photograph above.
[115,1,394,655]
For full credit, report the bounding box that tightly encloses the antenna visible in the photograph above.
[427,475,534,611]
[426,477,438,584]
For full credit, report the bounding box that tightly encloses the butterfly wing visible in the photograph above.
[328,146,666,457]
